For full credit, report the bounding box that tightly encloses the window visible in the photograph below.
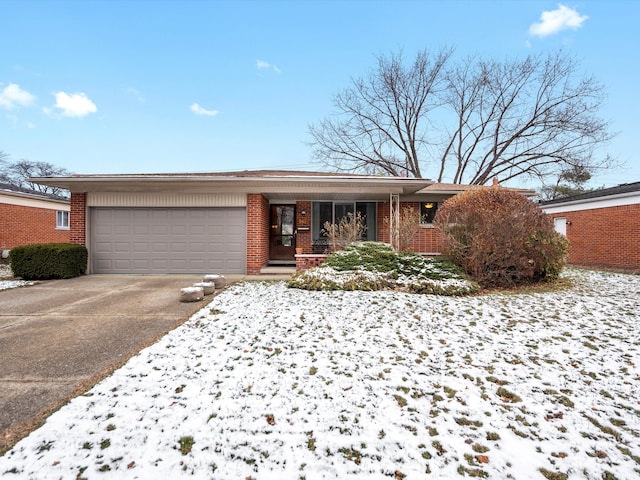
[420,202,438,224]
[56,210,69,229]
[312,202,377,243]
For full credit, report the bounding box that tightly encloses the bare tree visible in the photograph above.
[309,47,454,177]
[0,151,10,183]
[309,49,615,186]
[440,51,615,185]
[0,152,71,197]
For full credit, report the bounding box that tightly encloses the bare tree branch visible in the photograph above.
[0,152,71,198]
[309,49,617,187]
[442,51,615,185]
[309,47,454,177]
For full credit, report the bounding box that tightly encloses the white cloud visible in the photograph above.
[190,103,219,116]
[0,83,36,109]
[256,59,281,74]
[51,91,97,118]
[529,4,588,37]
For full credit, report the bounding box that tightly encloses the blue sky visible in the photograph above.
[1,0,638,189]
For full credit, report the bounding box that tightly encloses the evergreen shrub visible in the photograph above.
[9,243,88,280]
[288,241,480,295]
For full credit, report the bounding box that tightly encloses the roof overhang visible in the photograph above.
[29,173,434,200]
[540,190,640,214]
[0,188,69,209]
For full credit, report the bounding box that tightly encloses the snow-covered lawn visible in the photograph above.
[1,269,639,479]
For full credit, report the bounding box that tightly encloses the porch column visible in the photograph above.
[389,193,400,251]
[246,194,270,274]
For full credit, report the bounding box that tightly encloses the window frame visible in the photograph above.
[419,201,439,226]
[56,210,70,230]
[311,201,377,243]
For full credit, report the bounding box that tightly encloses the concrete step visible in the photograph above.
[260,266,296,275]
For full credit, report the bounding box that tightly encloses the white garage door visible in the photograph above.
[91,207,246,274]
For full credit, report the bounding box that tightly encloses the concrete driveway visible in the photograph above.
[0,274,243,452]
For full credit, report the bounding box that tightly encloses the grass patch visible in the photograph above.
[178,436,195,455]
[496,387,522,403]
[539,468,568,480]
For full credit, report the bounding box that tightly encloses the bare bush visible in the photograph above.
[323,212,367,252]
[434,187,569,288]
[383,205,423,252]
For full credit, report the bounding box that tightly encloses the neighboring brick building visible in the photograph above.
[0,184,71,257]
[31,171,533,275]
[540,182,640,271]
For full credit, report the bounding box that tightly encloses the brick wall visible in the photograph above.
[295,254,328,271]
[0,203,70,250]
[70,193,87,246]
[377,201,444,254]
[295,200,312,254]
[246,194,270,274]
[548,203,640,271]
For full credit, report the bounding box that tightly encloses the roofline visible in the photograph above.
[29,173,435,196]
[0,188,69,205]
[539,182,640,206]
[540,190,640,214]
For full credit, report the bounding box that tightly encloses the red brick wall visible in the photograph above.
[377,201,444,254]
[295,200,312,254]
[70,193,86,246]
[246,194,270,274]
[0,203,70,250]
[548,203,640,271]
[296,254,328,271]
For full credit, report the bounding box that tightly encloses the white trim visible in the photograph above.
[87,192,247,207]
[541,192,640,214]
[56,210,70,229]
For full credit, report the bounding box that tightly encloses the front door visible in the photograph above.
[269,205,296,261]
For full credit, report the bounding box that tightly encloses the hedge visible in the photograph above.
[9,243,88,280]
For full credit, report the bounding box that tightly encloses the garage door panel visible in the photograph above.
[151,225,169,235]
[91,207,246,274]
[150,259,168,270]
[150,242,168,253]
[190,242,206,253]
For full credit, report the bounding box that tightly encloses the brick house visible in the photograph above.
[31,171,532,275]
[0,183,70,258]
[540,182,640,271]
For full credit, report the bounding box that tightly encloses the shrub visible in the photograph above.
[323,241,399,273]
[434,187,569,288]
[383,205,423,252]
[288,241,480,295]
[9,243,88,280]
[323,212,367,252]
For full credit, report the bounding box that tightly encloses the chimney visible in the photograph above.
[492,178,499,186]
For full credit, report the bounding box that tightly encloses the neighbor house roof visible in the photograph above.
[539,181,640,214]
[540,181,640,206]
[0,182,69,204]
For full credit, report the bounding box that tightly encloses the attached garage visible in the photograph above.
[90,207,246,274]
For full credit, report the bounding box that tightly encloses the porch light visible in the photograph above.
[424,203,434,209]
